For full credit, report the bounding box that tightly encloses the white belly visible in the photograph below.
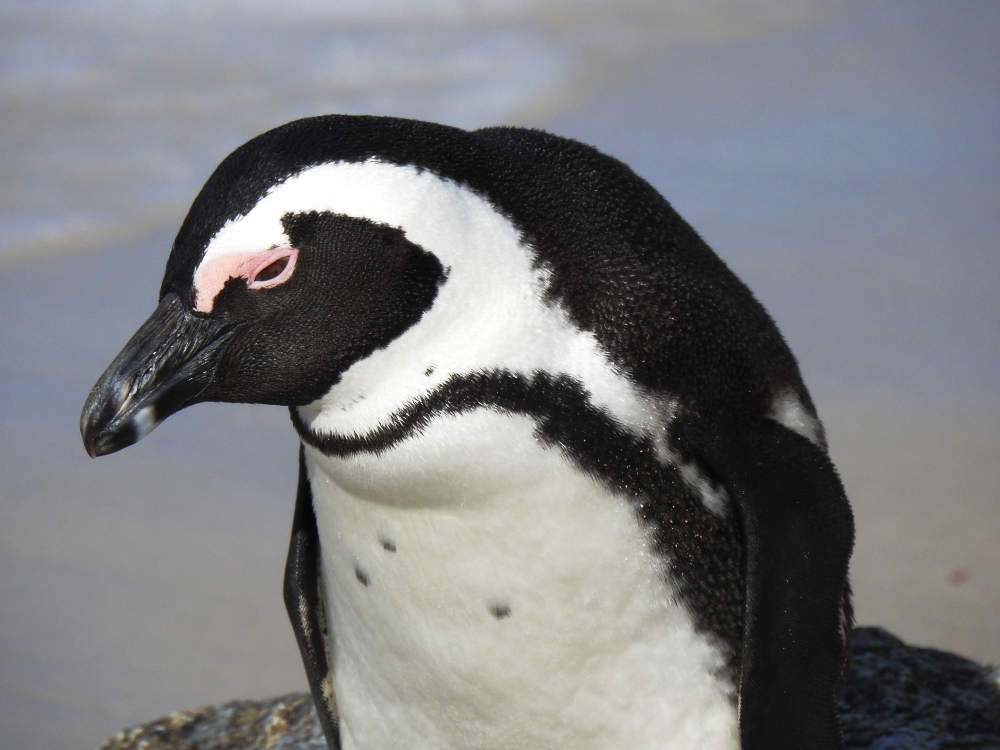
[306,409,738,750]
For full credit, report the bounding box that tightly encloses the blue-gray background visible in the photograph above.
[2,1,998,747]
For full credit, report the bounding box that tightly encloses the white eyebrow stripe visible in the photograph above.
[205,160,662,443]
[197,159,753,519]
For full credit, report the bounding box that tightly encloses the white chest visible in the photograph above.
[306,409,737,750]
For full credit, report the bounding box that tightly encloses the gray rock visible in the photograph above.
[99,628,1000,749]
[97,692,327,750]
[839,628,1000,749]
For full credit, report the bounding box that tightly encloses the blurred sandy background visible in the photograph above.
[1,1,997,747]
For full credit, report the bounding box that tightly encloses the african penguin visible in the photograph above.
[81,115,854,750]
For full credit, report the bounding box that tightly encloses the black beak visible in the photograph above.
[80,293,239,457]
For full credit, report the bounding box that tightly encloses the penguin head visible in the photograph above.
[79,117,494,458]
[80,116,564,458]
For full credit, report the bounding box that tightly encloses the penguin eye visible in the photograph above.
[242,247,298,293]
[253,257,288,283]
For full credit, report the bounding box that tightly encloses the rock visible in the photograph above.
[839,628,1000,749]
[97,692,326,750]
[99,628,999,750]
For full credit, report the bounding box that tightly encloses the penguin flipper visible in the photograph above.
[702,419,853,750]
[284,444,341,749]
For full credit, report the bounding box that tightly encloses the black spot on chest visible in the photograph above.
[490,604,511,620]
[354,566,369,587]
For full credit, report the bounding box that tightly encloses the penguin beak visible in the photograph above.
[80,292,239,458]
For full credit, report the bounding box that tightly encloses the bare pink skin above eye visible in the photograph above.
[193,247,299,313]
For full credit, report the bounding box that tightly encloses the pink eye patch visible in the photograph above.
[193,247,299,313]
